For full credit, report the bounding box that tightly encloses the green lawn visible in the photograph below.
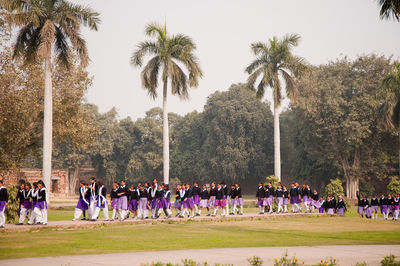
[1,208,400,260]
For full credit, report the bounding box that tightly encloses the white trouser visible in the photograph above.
[259,205,264,213]
[119,209,127,220]
[284,205,288,212]
[74,208,85,220]
[19,207,30,224]
[29,207,43,224]
[277,203,283,213]
[93,205,109,220]
[231,202,237,214]
[88,201,97,219]
[395,209,399,220]
[112,208,119,220]
[225,197,229,213]
[144,209,149,218]
[304,202,309,212]
[194,204,199,214]
[40,208,48,224]
[0,210,5,227]
[213,206,225,216]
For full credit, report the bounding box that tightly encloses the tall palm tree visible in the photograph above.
[1,0,100,190]
[131,23,203,185]
[378,0,400,21]
[245,34,306,181]
[380,61,400,176]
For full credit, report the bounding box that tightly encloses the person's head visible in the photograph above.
[120,180,126,186]
[186,183,190,188]
[38,180,45,188]
[164,184,169,191]
[359,194,363,199]
[177,184,181,190]
[231,184,235,189]
[0,180,3,186]
[90,177,95,184]
[258,182,262,187]
[130,184,134,189]
[278,184,282,189]
[33,182,38,189]
[211,181,216,187]
[194,181,198,186]
[291,183,294,188]
[38,182,43,189]
[283,185,287,190]
[20,183,25,189]
[217,183,221,188]
[139,183,144,189]
[373,194,377,199]
[388,193,392,198]
[306,184,310,188]
[302,184,306,188]
[268,182,272,186]
[319,196,324,200]
[295,182,299,186]
[144,182,149,188]
[25,182,31,190]
[202,184,206,189]
[98,180,104,187]
[313,189,317,193]
[80,181,85,187]
[112,183,118,189]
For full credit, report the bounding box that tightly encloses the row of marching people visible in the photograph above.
[357,192,399,220]
[255,182,347,215]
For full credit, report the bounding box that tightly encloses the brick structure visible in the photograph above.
[0,168,97,197]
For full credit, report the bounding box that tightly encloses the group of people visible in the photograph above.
[72,178,244,221]
[255,182,347,215]
[357,192,399,220]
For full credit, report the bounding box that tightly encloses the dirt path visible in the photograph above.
[2,245,399,265]
[2,212,322,232]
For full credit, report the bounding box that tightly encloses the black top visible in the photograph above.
[210,187,217,197]
[157,189,165,199]
[363,199,369,208]
[89,182,99,197]
[180,189,187,201]
[223,186,228,199]
[139,188,148,199]
[192,186,201,196]
[79,187,86,199]
[186,188,192,198]
[275,189,283,198]
[290,187,299,197]
[387,197,394,206]
[283,189,289,198]
[229,188,236,198]
[130,189,139,200]
[394,197,400,206]
[38,188,46,202]
[235,187,242,198]
[118,186,129,197]
[311,192,319,201]
[268,186,275,197]
[357,192,365,207]
[0,187,9,202]
[200,189,210,200]
[379,197,387,206]
[216,187,225,200]
[175,190,181,201]
[336,200,346,210]
[371,198,379,206]
[256,186,264,198]
[17,189,24,205]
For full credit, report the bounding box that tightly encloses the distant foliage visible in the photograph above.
[387,177,400,195]
[5,185,18,223]
[325,179,344,198]
[264,176,279,189]
[359,180,376,197]
[381,254,400,266]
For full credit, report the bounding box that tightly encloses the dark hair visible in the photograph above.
[0,180,3,184]
[98,180,104,187]
[25,182,31,188]
[18,179,26,185]
[90,177,96,181]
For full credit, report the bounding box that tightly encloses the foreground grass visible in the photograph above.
[1,214,400,260]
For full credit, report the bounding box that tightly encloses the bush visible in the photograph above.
[264,175,279,189]
[381,254,400,266]
[5,184,18,223]
[359,180,375,197]
[325,179,344,198]
[248,256,263,266]
[387,177,400,195]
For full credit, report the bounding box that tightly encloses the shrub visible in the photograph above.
[5,184,18,223]
[248,256,263,266]
[381,254,400,266]
[325,179,344,198]
[264,176,279,189]
[387,177,400,195]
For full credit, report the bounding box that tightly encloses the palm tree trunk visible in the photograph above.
[163,80,170,184]
[43,55,53,193]
[274,105,281,181]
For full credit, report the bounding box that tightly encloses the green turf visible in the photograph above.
[1,211,400,260]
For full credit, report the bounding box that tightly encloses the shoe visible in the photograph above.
[196,213,200,216]
[81,218,86,221]
[16,223,23,225]
[206,214,210,216]
[0,226,4,228]
[239,213,243,215]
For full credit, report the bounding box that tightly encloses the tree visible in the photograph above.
[378,0,400,21]
[131,22,203,185]
[325,179,345,198]
[245,34,306,181]
[380,61,400,177]
[387,176,400,194]
[1,0,100,189]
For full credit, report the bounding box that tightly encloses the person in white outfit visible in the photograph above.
[92,181,109,221]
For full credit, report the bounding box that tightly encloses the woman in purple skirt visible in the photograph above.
[110,183,120,220]
[256,183,264,214]
[370,195,379,219]
[213,183,226,217]
[174,184,182,216]
[138,184,148,219]
[318,196,325,213]
[357,191,365,218]
[199,184,210,216]
[364,197,372,219]
[192,182,201,216]
[185,183,195,218]
[379,194,388,220]
[17,182,32,225]
[387,194,394,217]
[209,182,217,214]
[35,180,48,225]
[0,180,8,228]
[150,184,158,219]
[73,181,89,221]
[117,180,129,221]
[128,184,139,219]
[394,194,399,221]
[234,183,244,215]
[336,195,346,216]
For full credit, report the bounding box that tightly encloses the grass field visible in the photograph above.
[1,206,400,260]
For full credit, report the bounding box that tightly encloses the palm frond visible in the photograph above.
[245,57,266,74]
[38,19,56,58]
[379,0,400,21]
[54,25,70,69]
[246,67,264,91]
[145,22,166,41]
[61,23,88,66]
[250,41,268,56]
[282,33,301,47]
[131,41,159,67]
[56,1,101,31]
[140,56,161,99]
[281,69,298,105]
[169,60,188,99]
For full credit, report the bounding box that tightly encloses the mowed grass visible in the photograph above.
[1,209,400,260]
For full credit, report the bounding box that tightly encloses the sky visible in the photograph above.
[72,0,400,120]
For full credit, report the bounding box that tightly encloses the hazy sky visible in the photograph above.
[72,0,400,120]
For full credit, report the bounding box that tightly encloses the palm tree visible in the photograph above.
[1,0,100,190]
[131,22,203,185]
[245,34,306,181]
[378,0,400,21]
[380,61,400,176]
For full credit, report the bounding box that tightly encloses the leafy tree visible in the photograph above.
[131,22,203,185]
[359,180,375,197]
[387,176,400,194]
[1,0,100,189]
[325,179,345,198]
[378,0,400,21]
[245,34,306,181]
[380,61,400,176]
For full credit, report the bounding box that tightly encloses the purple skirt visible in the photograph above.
[395,205,400,211]
[371,206,379,213]
[157,198,167,209]
[129,199,138,211]
[215,199,226,207]
[118,196,128,210]
[303,196,308,203]
[327,208,335,215]
[337,208,344,216]
[76,198,89,210]
[358,206,364,215]
[277,197,283,205]
[283,198,289,205]
[319,207,324,213]
[313,200,321,209]
[381,205,388,214]
[151,199,158,209]
[257,198,263,206]
[235,198,244,206]
[23,200,33,210]
[111,198,119,209]
[193,195,200,205]
[166,199,171,209]
[290,197,296,204]
[200,199,208,208]
[138,198,147,210]
[173,200,181,208]
[365,207,372,216]
[0,201,5,212]
[187,198,194,209]
[36,201,47,210]
[208,197,216,208]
